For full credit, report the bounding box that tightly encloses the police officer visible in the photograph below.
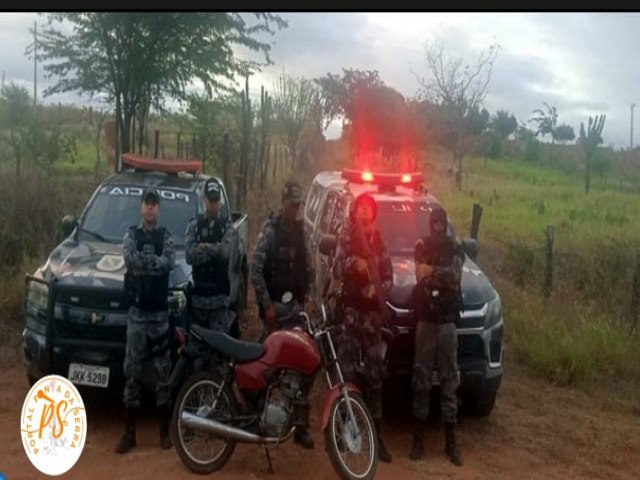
[250,180,315,449]
[409,204,464,466]
[117,187,176,454]
[332,192,393,463]
[185,178,238,333]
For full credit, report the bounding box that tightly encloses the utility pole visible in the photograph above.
[33,21,37,105]
[631,102,636,150]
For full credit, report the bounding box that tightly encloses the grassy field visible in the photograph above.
[425,152,640,391]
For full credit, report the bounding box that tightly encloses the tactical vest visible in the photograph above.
[124,226,169,312]
[191,214,231,296]
[415,235,463,320]
[265,215,307,304]
[343,227,385,306]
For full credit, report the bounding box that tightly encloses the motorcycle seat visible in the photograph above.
[191,324,266,363]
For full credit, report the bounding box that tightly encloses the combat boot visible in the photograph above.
[294,427,315,449]
[159,404,173,449]
[375,419,392,463]
[444,421,463,466]
[409,418,426,461]
[293,403,315,449]
[115,407,137,454]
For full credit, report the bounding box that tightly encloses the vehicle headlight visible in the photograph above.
[484,294,502,329]
[168,289,187,316]
[25,279,49,318]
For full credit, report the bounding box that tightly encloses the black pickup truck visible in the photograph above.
[22,159,249,392]
[304,169,504,416]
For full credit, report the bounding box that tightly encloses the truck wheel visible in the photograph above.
[465,391,497,417]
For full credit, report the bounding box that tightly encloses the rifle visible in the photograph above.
[353,223,388,319]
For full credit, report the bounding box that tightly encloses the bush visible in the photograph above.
[0,172,97,272]
[524,136,542,164]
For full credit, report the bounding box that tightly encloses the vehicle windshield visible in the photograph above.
[375,200,455,255]
[79,185,198,246]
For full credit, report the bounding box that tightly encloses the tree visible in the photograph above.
[465,107,490,136]
[516,122,541,163]
[492,109,518,140]
[529,102,558,161]
[579,114,606,194]
[31,13,287,168]
[554,124,575,144]
[415,41,501,189]
[591,149,613,184]
[0,83,61,174]
[315,69,383,128]
[272,71,322,172]
[0,83,31,175]
[316,69,416,170]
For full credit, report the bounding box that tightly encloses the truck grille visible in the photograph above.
[53,286,128,343]
[55,289,129,310]
[55,318,126,343]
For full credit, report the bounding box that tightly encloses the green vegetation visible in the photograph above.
[430,154,640,387]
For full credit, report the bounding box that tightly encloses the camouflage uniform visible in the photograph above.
[411,233,464,423]
[184,213,238,333]
[332,221,393,422]
[250,208,315,443]
[409,204,464,466]
[122,222,176,410]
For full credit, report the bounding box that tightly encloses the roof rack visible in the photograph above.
[121,153,203,175]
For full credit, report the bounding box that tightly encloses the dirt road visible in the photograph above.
[1,311,639,480]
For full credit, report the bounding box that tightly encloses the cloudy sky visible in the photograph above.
[1,12,639,148]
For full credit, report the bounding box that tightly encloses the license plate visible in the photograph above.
[68,363,110,388]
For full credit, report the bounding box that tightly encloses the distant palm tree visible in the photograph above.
[529,102,558,161]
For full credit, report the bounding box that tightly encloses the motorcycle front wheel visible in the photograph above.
[170,370,238,474]
[324,391,378,480]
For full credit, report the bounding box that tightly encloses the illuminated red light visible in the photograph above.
[362,171,374,182]
[401,174,412,183]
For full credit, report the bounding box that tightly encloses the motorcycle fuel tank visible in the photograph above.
[235,329,321,390]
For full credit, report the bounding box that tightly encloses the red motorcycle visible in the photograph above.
[169,294,378,480]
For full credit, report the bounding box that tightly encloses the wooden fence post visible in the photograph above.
[543,225,555,298]
[470,203,483,240]
[154,130,159,158]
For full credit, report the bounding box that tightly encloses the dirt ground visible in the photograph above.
[2,300,640,480]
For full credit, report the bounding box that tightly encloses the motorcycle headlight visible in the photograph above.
[25,279,49,319]
[484,294,502,329]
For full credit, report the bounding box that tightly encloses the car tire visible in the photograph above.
[465,391,497,417]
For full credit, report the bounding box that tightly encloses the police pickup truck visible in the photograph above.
[305,169,503,416]
[22,155,249,392]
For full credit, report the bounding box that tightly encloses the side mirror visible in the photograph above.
[61,215,78,238]
[462,238,478,261]
[318,234,337,256]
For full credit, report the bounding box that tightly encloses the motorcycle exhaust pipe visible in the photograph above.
[180,411,294,445]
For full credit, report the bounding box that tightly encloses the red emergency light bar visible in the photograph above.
[122,153,202,173]
[341,169,423,187]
